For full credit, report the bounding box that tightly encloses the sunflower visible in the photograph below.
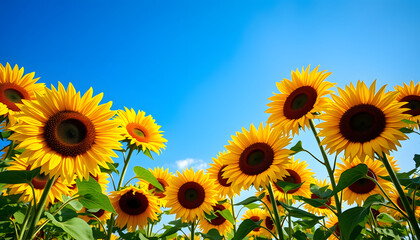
[272,157,314,203]
[0,63,45,115]
[139,167,172,206]
[198,202,233,235]
[266,65,334,136]
[207,151,240,199]
[335,155,393,206]
[395,80,420,128]
[325,215,340,240]
[5,156,70,205]
[109,186,160,232]
[0,102,8,116]
[8,82,123,182]
[79,207,111,223]
[116,107,167,154]
[303,179,335,217]
[318,81,409,160]
[222,123,292,191]
[388,188,420,221]
[256,189,285,214]
[241,209,264,237]
[260,210,276,239]
[165,168,218,223]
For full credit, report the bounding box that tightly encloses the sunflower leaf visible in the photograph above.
[278,201,323,220]
[338,206,370,240]
[414,154,420,169]
[245,203,260,209]
[0,131,12,140]
[234,196,261,206]
[402,119,418,125]
[133,166,163,191]
[99,162,119,175]
[377,213,399,224]
[200,229,223,240]
[232,219,263,240]
[313,226,333,240]
[399,127,414,133]
[142,148,154,160]
[290,141,304,155]
[216,209,235,225]
[159,225,182,238]
[45,212,94,240]
[76,178,115,213]
[310,184,332,198]
[330,164,368,196]
[276,180,304,193]
[293,230,308,240]
[362,194,385,207]
[293,195,329,208]
[0,168,40,184]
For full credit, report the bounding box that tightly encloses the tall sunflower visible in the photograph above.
[395,80,420,128]
[260,210,276,239]
[272,157,314,203]
[303,179,335,217]
[335,156,393,206]
[198,202,233,235]
[222,123,292,191]
[207,151,240,199]
[116,107,167,154]
[0,63,45,115]
[109,186,161,232]
[5,156,70,205]
[325,216,340,240]
[241,209,264,238]
[388,188,420,220]
[318,81,409,160]
[266,65,334,136]
[139,167,172,206]
[9,82,123,182]
[165,168,218,223]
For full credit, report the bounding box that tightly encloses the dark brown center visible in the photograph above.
[209,204,227,226]
[265,216,274,230]
[239,143,274,176]
[0,83,30,111]
[400,95,420,117]
[250,216,261,231]
[31,173,49,189]
[333,222,341,236]
[276,169,302,194]
[217,165,231,187]
[118,190,149,215]
[44,111,96,157]
[283,86,318,119]
[339,104,386,143]
[87,209,105,218]
[177,182,205,209]
[348,168,377,194]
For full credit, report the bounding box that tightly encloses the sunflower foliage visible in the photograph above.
[0,62,420,240]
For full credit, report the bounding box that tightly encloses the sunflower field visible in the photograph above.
[1,62,420,240]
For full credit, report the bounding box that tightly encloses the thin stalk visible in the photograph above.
[309,120,342,216]
[24,176,56,240]
[286,194,292,240]
[230,197,237,234]
[191,220,195,240]
[380,153,420,239]
[108,173,117,191]
[106,146,135,240]
[4,140,16,160]
[18,205,33,240]
[267,181,285,240]
[302,149,324,165]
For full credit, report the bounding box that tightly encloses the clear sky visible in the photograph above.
[1,1,420,187]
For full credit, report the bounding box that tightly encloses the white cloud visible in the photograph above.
[175,158,208,170]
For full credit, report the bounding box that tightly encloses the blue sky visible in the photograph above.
[1,1,420,188]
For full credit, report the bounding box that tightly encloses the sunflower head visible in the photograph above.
[139,167,172,206]
[116,107,167,155]
[165,168,218,223]
[260,210,276,239]
[222,123,292,191]
[318,80,409,160]
[303,178,335,217]
[395,80,420,129]
[266,65,334,136]
[241,209,264,237]
[9,82,123,182]
[325,215,340,240]
[0,63,45,115]
[198,202,233,235]
[208,151,241,199]
[109,186,161,232]
[388,188,420,221]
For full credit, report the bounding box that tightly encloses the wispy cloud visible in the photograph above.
[175,158,208,170]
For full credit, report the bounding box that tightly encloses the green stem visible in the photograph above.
[286,194,292,240]
[18,205,32,240]
[24,176,56,240]
[230,197,237,235]
[380,153,420,239]
[4,140,16,160]
[267,182,285,240]
[191,220,195,240]
[309,120,342,217]
[106,146,135,240]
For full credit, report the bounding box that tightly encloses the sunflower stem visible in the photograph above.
[4,140,15,161]
[190,220,196,240]
[286,194,292,240]
[18,205,32,240]
[380,153,420,239]
[268,181,285,240]
[24,175,56,240]
[308,120,342,217]
[106,145,135,240]
[230,197,237,235]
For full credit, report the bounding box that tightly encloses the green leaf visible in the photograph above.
[414,154,420,169]
[168,219,189,228]
[290,141,304,155]
[159,226,182,238]
[0,131,12,140]
[99,162,119,175]
[375,227,402,240]
[402,119,418,124]
[232,219,262,240]
[362,194,386,207]
[376,213,399,224]
[331,164,368,196]
[0,168,40,184]
[278,201,323,220]
[200,229,223,240]
[293,230,308,240]
[0,194,24,220]
[275,180,304,193]
[234,196,261,206]
[295,219,320,229]
[338,207,370,240]
[313,227,333,240]
[399,127,414,133]
[133,166,163,191]
[245,203,260,209]
[76,178,115,213]
[310,184,332,198]
[216,209,235,225]
[62,195,83,211]
[143,148,154,160]
[379,169,417,186]
[45,212,94,240]
[293,195,329,208]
